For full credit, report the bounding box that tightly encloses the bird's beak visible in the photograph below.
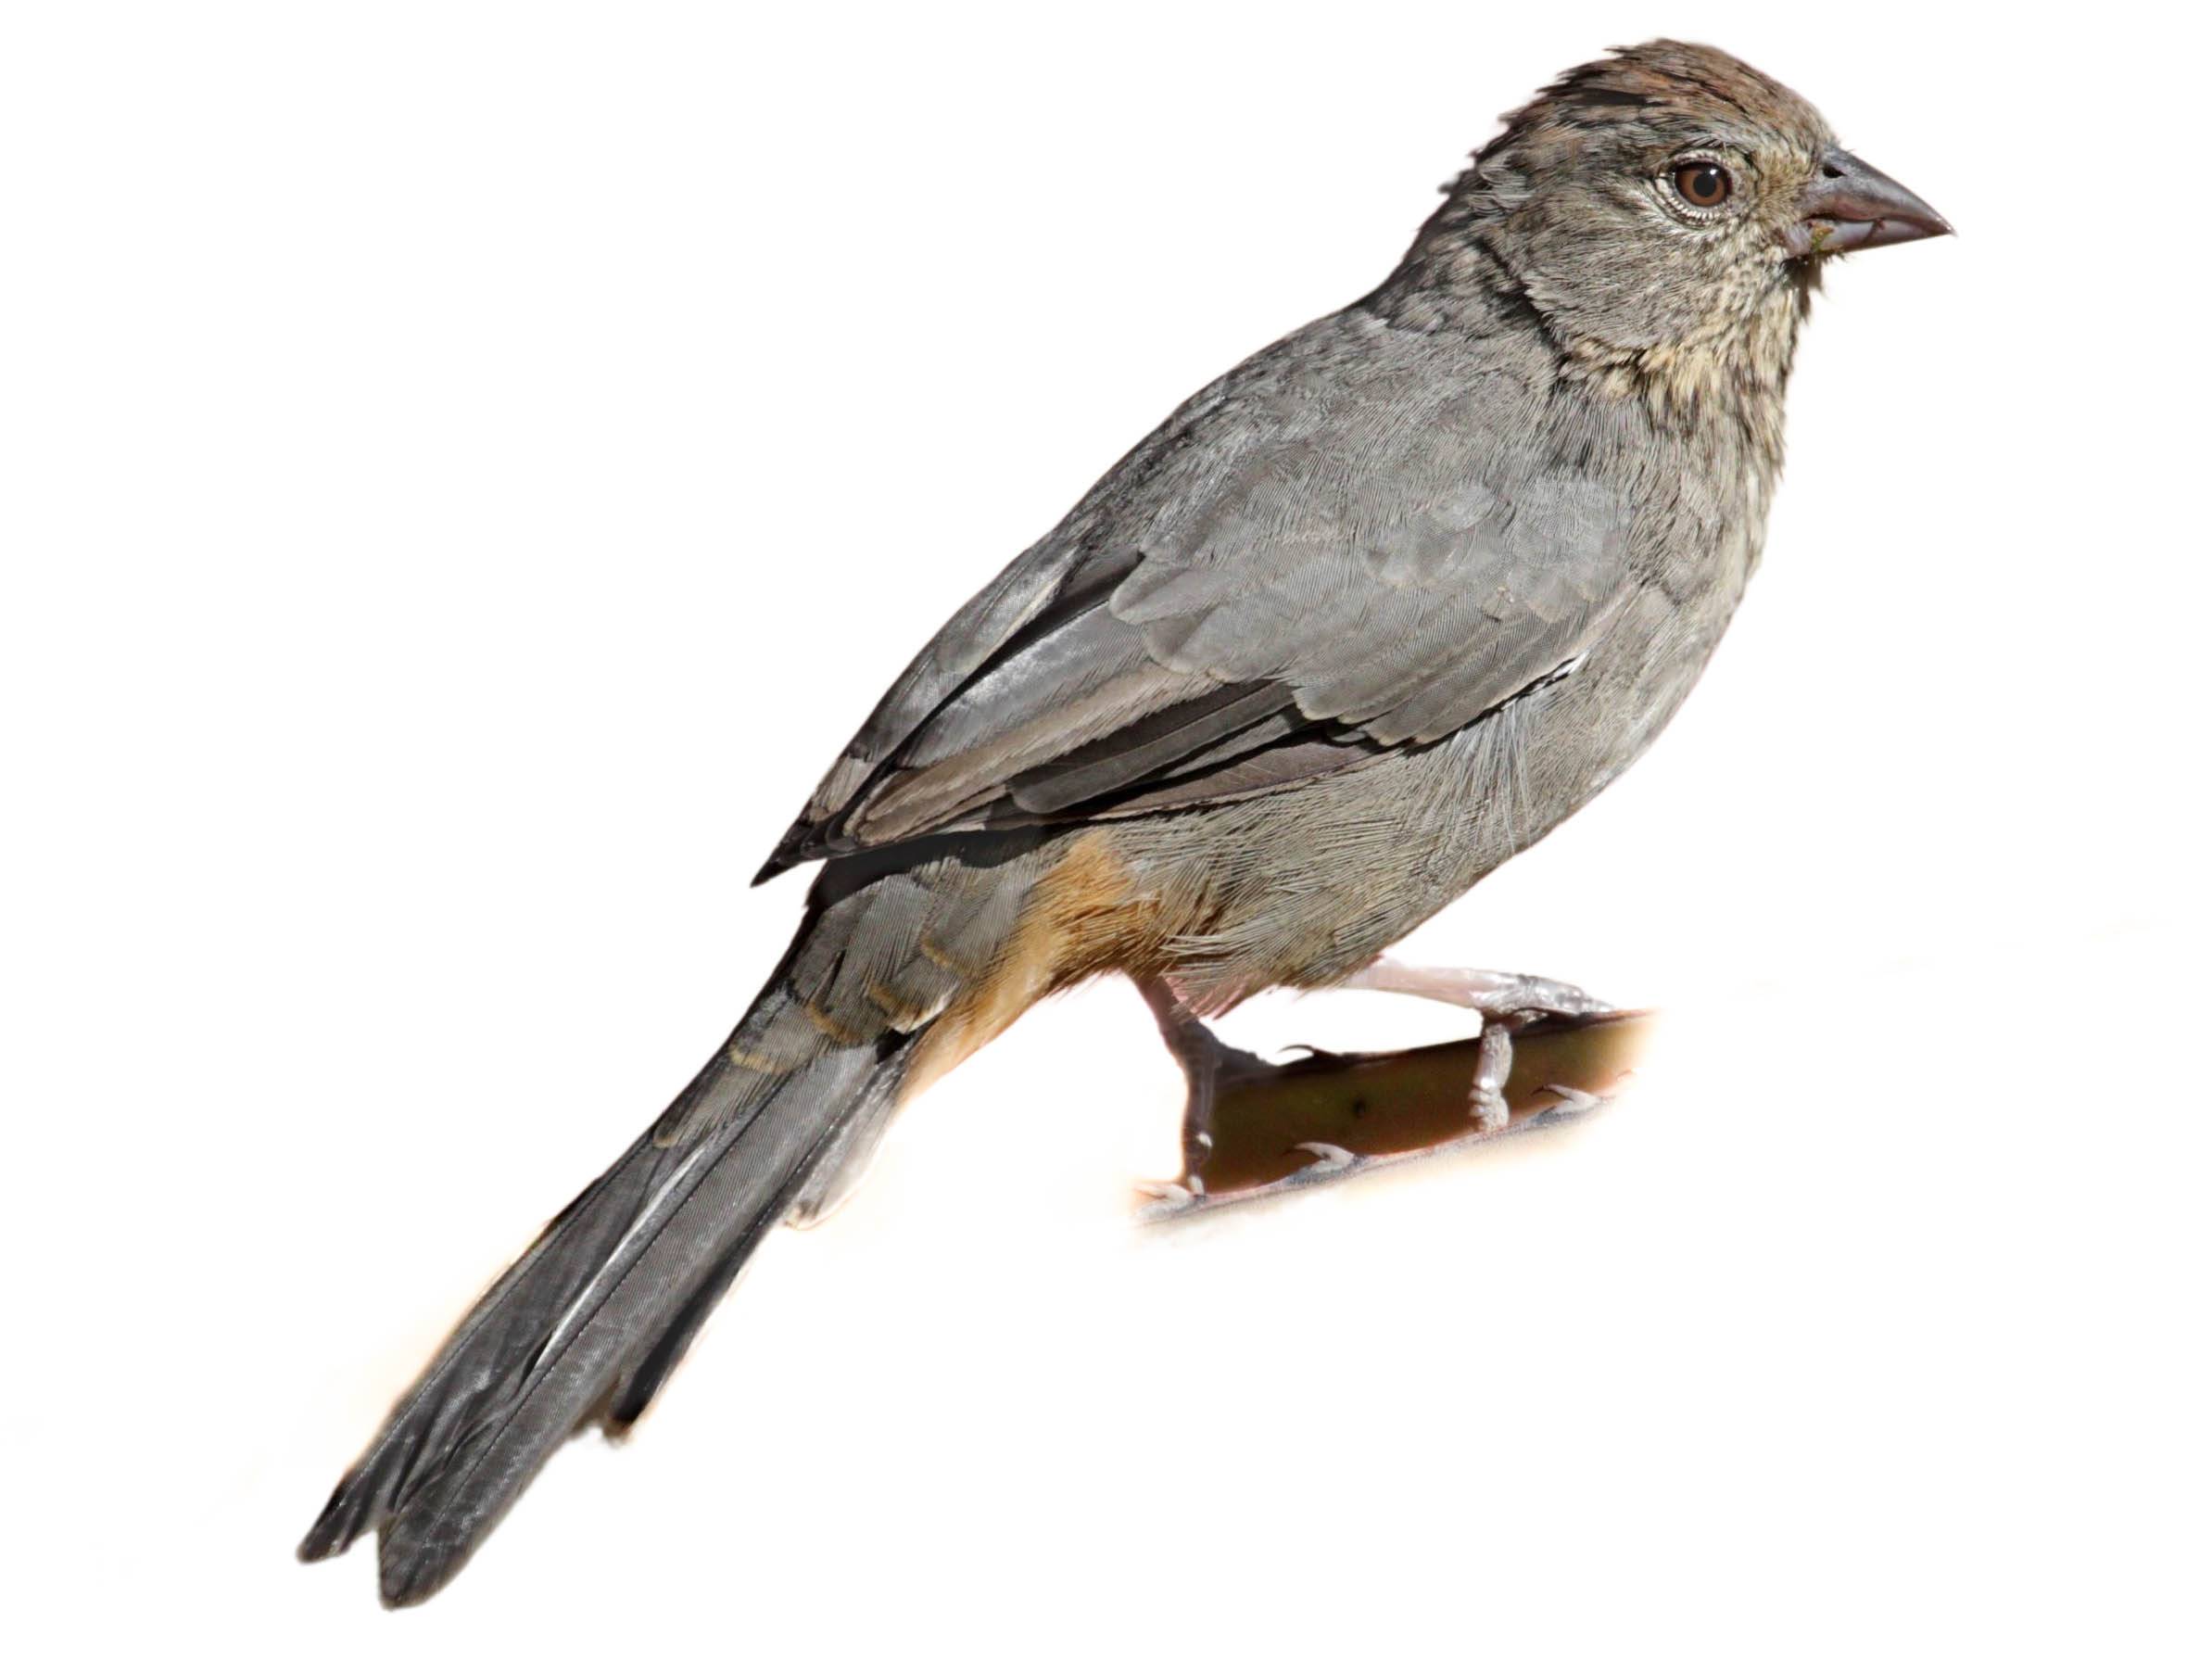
[1783,147,1953,257]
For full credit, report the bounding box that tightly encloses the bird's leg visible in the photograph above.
[1338,959,1612,1019]
[1135,977,1276,1197]
[1335,957,1612,1132]
[1130,966,1646,1222]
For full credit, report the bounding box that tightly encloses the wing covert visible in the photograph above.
[758,314,1630,878]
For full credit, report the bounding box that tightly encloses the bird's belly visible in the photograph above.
[1097,577,1744,1002]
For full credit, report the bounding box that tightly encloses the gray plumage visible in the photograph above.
[759,310,1632,866]
[301,41,1950,1604]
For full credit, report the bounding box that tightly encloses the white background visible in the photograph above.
[5,3,2206,1653]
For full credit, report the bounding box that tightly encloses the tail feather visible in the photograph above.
[300,844,1048,1605]
[604,1052,912,1428]
[601,1191,782,1431]
[298,1039,899,1606]
[784,1068,905,1229]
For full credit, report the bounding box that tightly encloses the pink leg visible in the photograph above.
[1136,978,1278,1197]
[1336,957,1611,1130]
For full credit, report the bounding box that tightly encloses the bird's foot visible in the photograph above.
[1340,959,1612,1132]
[1133,1132,1380,1222]
[1134,978,1293,1198]
[1132,994,1654,1222]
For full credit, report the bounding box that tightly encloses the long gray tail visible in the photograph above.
[298,849,1034,1605]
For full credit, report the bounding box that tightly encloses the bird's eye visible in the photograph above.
[1671,161,1733,209]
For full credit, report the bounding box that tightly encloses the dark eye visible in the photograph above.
[1672,161,1732,209]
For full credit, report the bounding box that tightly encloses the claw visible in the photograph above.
[1536,1083,1603,1114]
[1138,1007,1656,1222]
[1134,1179,1200,1214]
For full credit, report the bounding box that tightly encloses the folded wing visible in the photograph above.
[759,315,1630,878]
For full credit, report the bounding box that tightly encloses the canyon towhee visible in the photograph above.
[301,39,1949,1603]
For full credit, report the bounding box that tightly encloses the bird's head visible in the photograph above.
[1392,42,1949,402]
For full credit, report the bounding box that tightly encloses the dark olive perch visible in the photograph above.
[1140,1009,1656,1219]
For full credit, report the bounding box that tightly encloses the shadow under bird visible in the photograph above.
[300,40,1950,1604]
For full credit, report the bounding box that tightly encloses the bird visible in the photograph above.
[298,39,1951,1605]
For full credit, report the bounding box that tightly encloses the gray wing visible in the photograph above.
[758,312,1629,879]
